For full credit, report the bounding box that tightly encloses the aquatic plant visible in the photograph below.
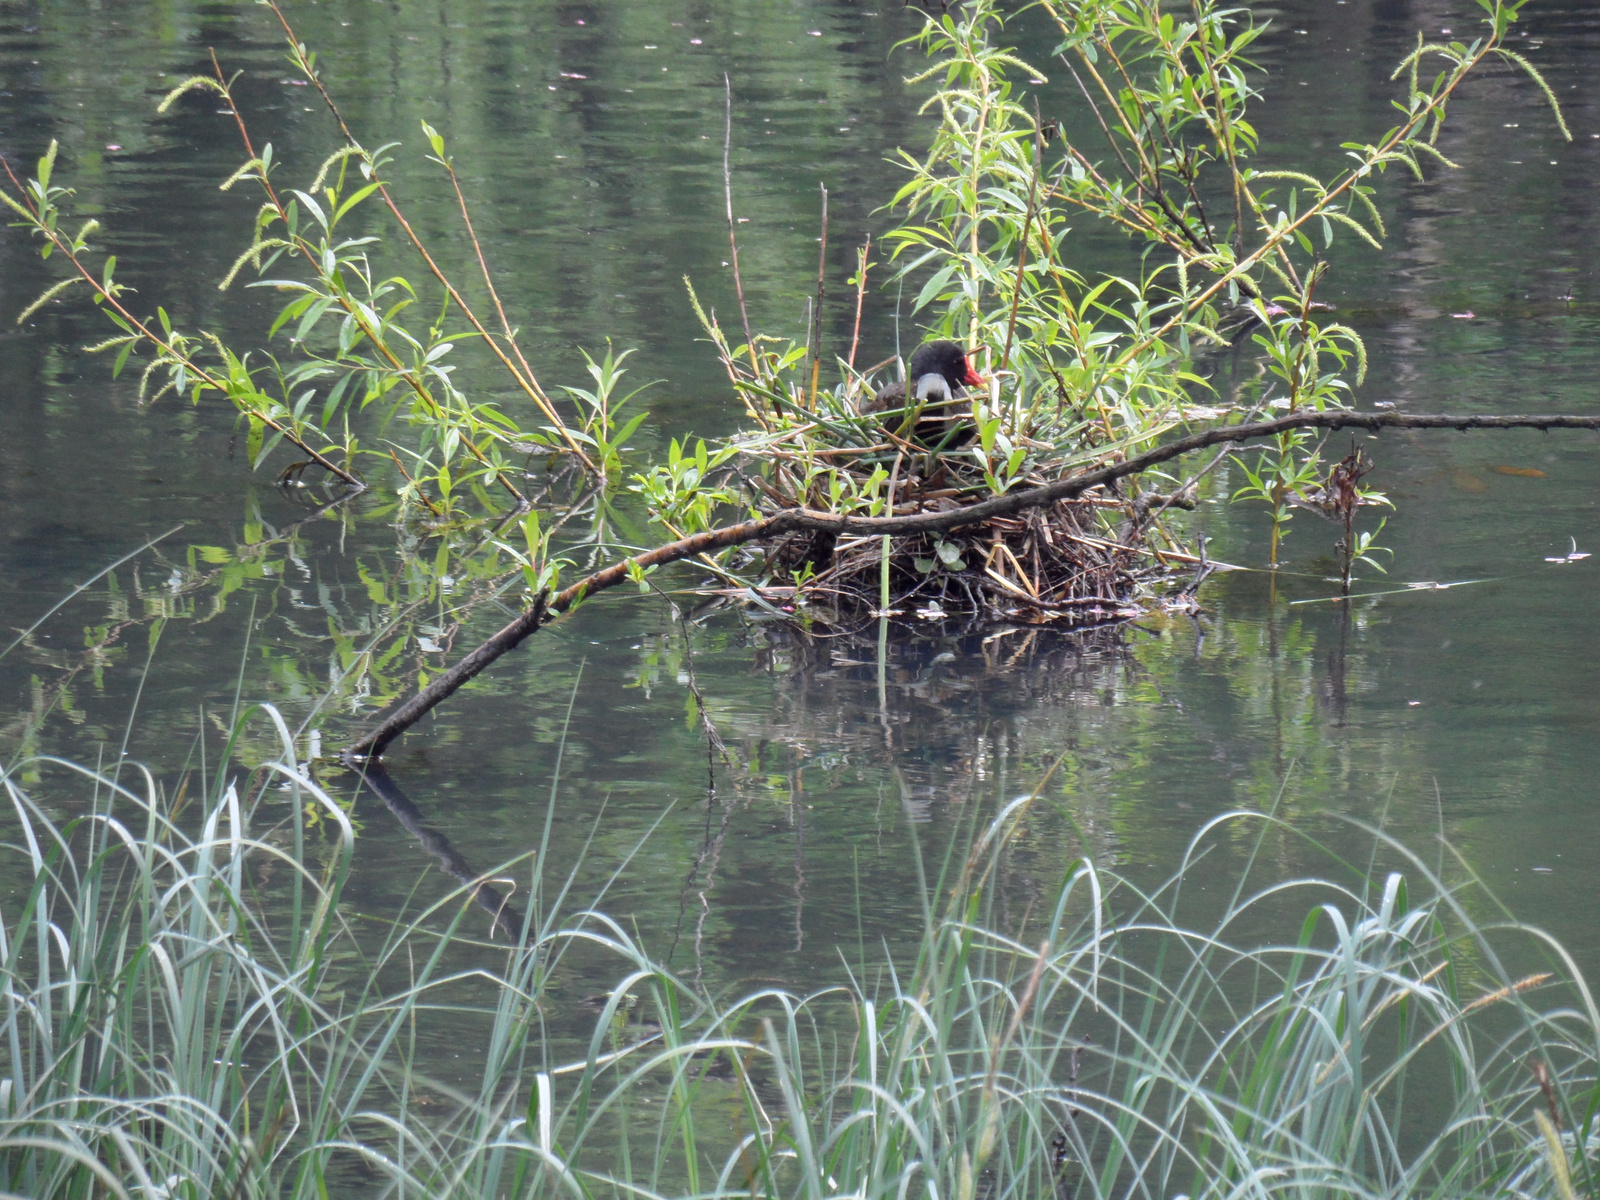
[0,714,1596,1198]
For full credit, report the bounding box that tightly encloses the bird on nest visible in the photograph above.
[859,340,986,447]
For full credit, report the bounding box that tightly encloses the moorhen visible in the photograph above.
[861,340,985,446]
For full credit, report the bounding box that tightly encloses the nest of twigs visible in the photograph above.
[724,368,1200,626]
[764,493,1154,625]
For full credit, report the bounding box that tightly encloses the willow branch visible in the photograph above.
[0,159,361,488]
[204,54,520,500]
[344,407,1600,759]
[263,1,596,474]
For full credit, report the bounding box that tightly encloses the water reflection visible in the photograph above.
[354,762,525,938]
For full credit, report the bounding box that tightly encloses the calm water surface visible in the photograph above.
[2,0,1599,1002]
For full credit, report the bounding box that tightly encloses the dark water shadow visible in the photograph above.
[352,763,527,940]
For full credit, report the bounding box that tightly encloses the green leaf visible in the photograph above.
[270,293,317,339]
[246,415,264,466]
[332,182,381,226]
[37,140,57,191]
[421,120,446,160]
[321,373,353,429]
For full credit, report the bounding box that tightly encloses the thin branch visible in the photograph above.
[999,108,1044,379]
[387,447,442,517]
[263,1,597,474]
[808,183,829,409]
[440,154,559,425]
[1187,0,1247,255]
[724,74,759,376]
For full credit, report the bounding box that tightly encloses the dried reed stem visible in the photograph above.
[849,238,870,374]
[808,183,829,409]
[723,74,759,378]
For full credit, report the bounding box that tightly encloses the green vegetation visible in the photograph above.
[5,0,1569,632]
[660,0,1568,614]
[3,4,1594,1195]
[1,720,1594,1198]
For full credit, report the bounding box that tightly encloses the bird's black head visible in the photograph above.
[908,340,985,391]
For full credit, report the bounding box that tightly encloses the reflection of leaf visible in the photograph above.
[246,415,264,466]
[358,564,391,606]
[193,545,233,565]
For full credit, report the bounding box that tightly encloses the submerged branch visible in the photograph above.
[345,407,1600,759]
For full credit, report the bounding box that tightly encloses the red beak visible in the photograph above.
[961,356,985,389]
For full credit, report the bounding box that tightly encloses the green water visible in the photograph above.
[3,0,1599,1001]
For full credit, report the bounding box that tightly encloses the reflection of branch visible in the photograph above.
[354,763,525,938]
[791,770,805,953]
[667,788,737,985]
[0,523,183,666]
[347,407,1600,759]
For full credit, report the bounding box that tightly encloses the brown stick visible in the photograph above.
[808,183,829,409]
[723,74,759,377]
[343,407,1600,758]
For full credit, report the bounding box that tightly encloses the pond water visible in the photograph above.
[3,0,1599,1009]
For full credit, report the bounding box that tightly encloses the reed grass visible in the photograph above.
[0,718,1593,1198]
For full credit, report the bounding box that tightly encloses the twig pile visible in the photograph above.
[711,355,1193,624]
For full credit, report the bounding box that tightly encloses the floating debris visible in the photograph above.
[1491,465,1547,477]
[1544,537,1590,564]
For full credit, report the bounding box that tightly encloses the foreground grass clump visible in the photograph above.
[0,717,1594,1198]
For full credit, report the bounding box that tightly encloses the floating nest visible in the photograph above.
[759,493,1171,627]
[716,367,1205,627]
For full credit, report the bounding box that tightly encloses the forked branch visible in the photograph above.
[344,407,1600,759]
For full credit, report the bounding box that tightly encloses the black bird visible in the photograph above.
[861,340,985,445]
